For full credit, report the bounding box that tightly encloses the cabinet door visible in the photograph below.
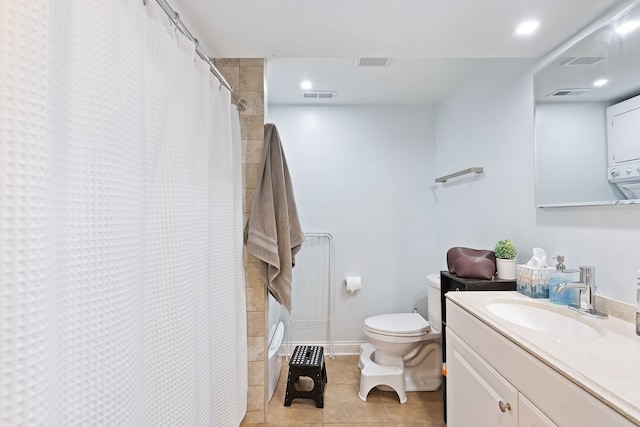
[446,328,518,427]
[519,394,558,427]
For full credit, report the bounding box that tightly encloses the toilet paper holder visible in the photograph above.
[345,276,362,294]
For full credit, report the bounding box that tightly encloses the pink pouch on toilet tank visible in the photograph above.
[446,247,496,280]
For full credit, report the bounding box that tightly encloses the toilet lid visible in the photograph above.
[364,313,431,336]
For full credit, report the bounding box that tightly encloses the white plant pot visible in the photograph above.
[496,259,516,280]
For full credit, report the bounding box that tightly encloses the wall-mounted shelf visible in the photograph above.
[435,167,484,183]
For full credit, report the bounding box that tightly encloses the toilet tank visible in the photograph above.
[427,274,442,331]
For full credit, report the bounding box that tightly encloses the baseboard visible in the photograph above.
[280,341,365,357]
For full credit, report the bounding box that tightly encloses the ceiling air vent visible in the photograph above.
[559,56,605,66]
[356,57,390,67]
[547,88,593,97]
[302,91,337,100]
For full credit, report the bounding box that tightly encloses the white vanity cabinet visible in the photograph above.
[447,328,518,427]
[447,328,557,427]
[445,299,635,427]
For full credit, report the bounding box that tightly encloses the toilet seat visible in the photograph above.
[364,313,431,337]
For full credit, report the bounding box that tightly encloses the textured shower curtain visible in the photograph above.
[0,1,247,426]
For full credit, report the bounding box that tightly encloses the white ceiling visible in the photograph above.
[169,0,626,105]
[265,57,495,106]
[534,1,640,104]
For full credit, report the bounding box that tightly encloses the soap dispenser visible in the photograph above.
[549,256,579,305]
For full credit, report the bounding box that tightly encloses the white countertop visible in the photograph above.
[445,291,640,424]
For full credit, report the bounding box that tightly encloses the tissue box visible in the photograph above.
[515,265,555,298]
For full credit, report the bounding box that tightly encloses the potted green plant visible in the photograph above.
[494,239,517,280]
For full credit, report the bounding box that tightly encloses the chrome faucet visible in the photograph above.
[553,266,608,319]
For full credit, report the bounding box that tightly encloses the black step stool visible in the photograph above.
[284,345,327,408]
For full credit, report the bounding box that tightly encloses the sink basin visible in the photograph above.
[486,302,601,339]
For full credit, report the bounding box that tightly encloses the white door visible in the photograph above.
[446,328,518,427]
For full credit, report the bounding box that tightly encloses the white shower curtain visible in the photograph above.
[0,1,247,425]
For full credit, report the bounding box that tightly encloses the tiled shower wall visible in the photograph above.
[214,58,267,424]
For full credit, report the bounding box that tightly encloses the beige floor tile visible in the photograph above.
[266,382,324,424]
[324,422,389,427]
[257,424,322,427]
[278,356,289,385]
[323,423,389,427]
[380,389,443,405]
[384,400,442,423]
[375,389,406,405]
[323,383,388,424]
[242,410,265,425]
[381,389,444,424]
[389,423,446,427]
[324,355,360,385]
[265,356,446,425]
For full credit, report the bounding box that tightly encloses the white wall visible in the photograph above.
[268,59,640,348]
[268,105,439,343]
[436,59,640,304]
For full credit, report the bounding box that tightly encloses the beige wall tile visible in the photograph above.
[244,247,263,265]
[242,139,248,161]
[243,188,256,214]
[248,336,265,361]
[216,66,240,90]
[247,385,265,412]
[240,66,264,91]
[244,252,261,266]
[248,360,265,386]
[247,311,265,337]
[238,91,265,116]
[240,58,264,67]
[244,163,262,190]
[214,58,240,67]
[246,285,266,312]
[241,115,265,140]
[245,261,262,287]
[245,139,264,164]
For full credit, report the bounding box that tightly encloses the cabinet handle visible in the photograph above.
[498,401,511,413]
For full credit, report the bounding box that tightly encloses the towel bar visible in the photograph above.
[435,167,484,183]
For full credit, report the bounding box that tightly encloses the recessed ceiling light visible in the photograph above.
[515,21,539,36]
[300,80,312,90]
[615,20,640,35]
[593,78,608,87]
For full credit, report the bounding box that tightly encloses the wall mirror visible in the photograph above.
[534,1,640,207]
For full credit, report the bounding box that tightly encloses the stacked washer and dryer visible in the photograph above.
[606,94,640,200]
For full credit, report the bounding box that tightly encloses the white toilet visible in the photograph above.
[358,273,442,403]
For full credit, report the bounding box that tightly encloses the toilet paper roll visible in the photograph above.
[345,276,362,294]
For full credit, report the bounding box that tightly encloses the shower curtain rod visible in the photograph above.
[147,0,249,111]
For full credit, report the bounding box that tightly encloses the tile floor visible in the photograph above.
[245,355,446,426]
